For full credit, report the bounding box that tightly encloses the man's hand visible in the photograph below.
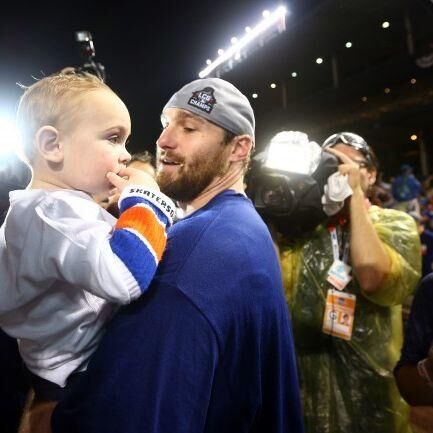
[325,147,365,194]
[106,167,159,194]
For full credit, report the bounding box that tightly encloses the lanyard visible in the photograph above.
[328,226,350,263]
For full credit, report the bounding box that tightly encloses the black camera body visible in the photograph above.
[74,31,106,82]
[247,134,339,238]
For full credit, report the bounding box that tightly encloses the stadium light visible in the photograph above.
[199,6,288,78]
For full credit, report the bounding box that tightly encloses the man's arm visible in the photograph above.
[52,285,219,433]
[325,147,390,294]
[349,187,391,294]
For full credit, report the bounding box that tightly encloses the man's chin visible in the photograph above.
[156,171,175,191]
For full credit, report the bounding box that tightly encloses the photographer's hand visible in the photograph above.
[324,147,391,295]
[106,167,160,194]
[324,147,364,194]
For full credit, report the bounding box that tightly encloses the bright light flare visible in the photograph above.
[264,131,322,175]
[199,6,288,78]
[0,116,20,157]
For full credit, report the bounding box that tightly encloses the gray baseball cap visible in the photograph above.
[163,78,255,139]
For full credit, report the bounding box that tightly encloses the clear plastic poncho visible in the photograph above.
[279,206,421,433]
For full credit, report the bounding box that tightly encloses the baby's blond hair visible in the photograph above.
[17,72,111,164]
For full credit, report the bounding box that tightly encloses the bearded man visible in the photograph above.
[52,78,304,433]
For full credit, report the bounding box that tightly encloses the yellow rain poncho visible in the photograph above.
[279,206,421,433]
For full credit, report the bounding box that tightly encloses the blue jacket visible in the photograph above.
[52,190,304,433]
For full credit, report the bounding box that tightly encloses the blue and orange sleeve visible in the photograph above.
[109,187,176,294]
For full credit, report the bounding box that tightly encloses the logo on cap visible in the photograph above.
[187,87,217,113]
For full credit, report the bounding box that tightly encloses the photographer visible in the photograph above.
[274,132,420,433]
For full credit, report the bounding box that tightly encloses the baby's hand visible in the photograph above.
[106,167,159,194]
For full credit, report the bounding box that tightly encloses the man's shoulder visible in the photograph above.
[369,204,416,224]
[163,192,282,313]
[171,193,267,250]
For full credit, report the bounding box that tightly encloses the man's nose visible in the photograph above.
[156,127,175,150]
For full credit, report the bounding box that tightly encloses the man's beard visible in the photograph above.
[156,144,230,203]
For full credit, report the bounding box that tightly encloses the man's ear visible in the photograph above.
[35,126,64,163]
[367,168,377,186]
[229,135,253,163]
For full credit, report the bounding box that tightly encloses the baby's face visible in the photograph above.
[60,88,132,195]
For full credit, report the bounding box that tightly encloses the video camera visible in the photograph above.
[246,131,339,238]
[74,31,106,82]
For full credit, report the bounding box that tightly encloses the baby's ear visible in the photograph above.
[35,126,64,163]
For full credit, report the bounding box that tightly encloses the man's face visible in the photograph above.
[332,143,377,192]
[155,108,232,202]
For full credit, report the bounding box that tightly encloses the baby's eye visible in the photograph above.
[108,135,120,143]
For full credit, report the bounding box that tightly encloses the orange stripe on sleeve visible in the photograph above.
[116,206,167,260]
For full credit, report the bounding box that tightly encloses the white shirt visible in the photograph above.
[0,189,141,386]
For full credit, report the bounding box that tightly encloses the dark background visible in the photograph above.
[1,2,433,430]
[1,0,433,183]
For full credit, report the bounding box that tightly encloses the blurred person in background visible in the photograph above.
[395,274,433,406]
[392,164,423,215]
[278,132,421,433]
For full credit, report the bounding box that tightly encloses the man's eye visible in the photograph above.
[184,127,195,133]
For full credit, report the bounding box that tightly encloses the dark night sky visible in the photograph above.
[1,0,433,175]
[0,0,304,153]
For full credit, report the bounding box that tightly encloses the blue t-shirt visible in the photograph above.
[52,190,304,433]
[396,274,433,369]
